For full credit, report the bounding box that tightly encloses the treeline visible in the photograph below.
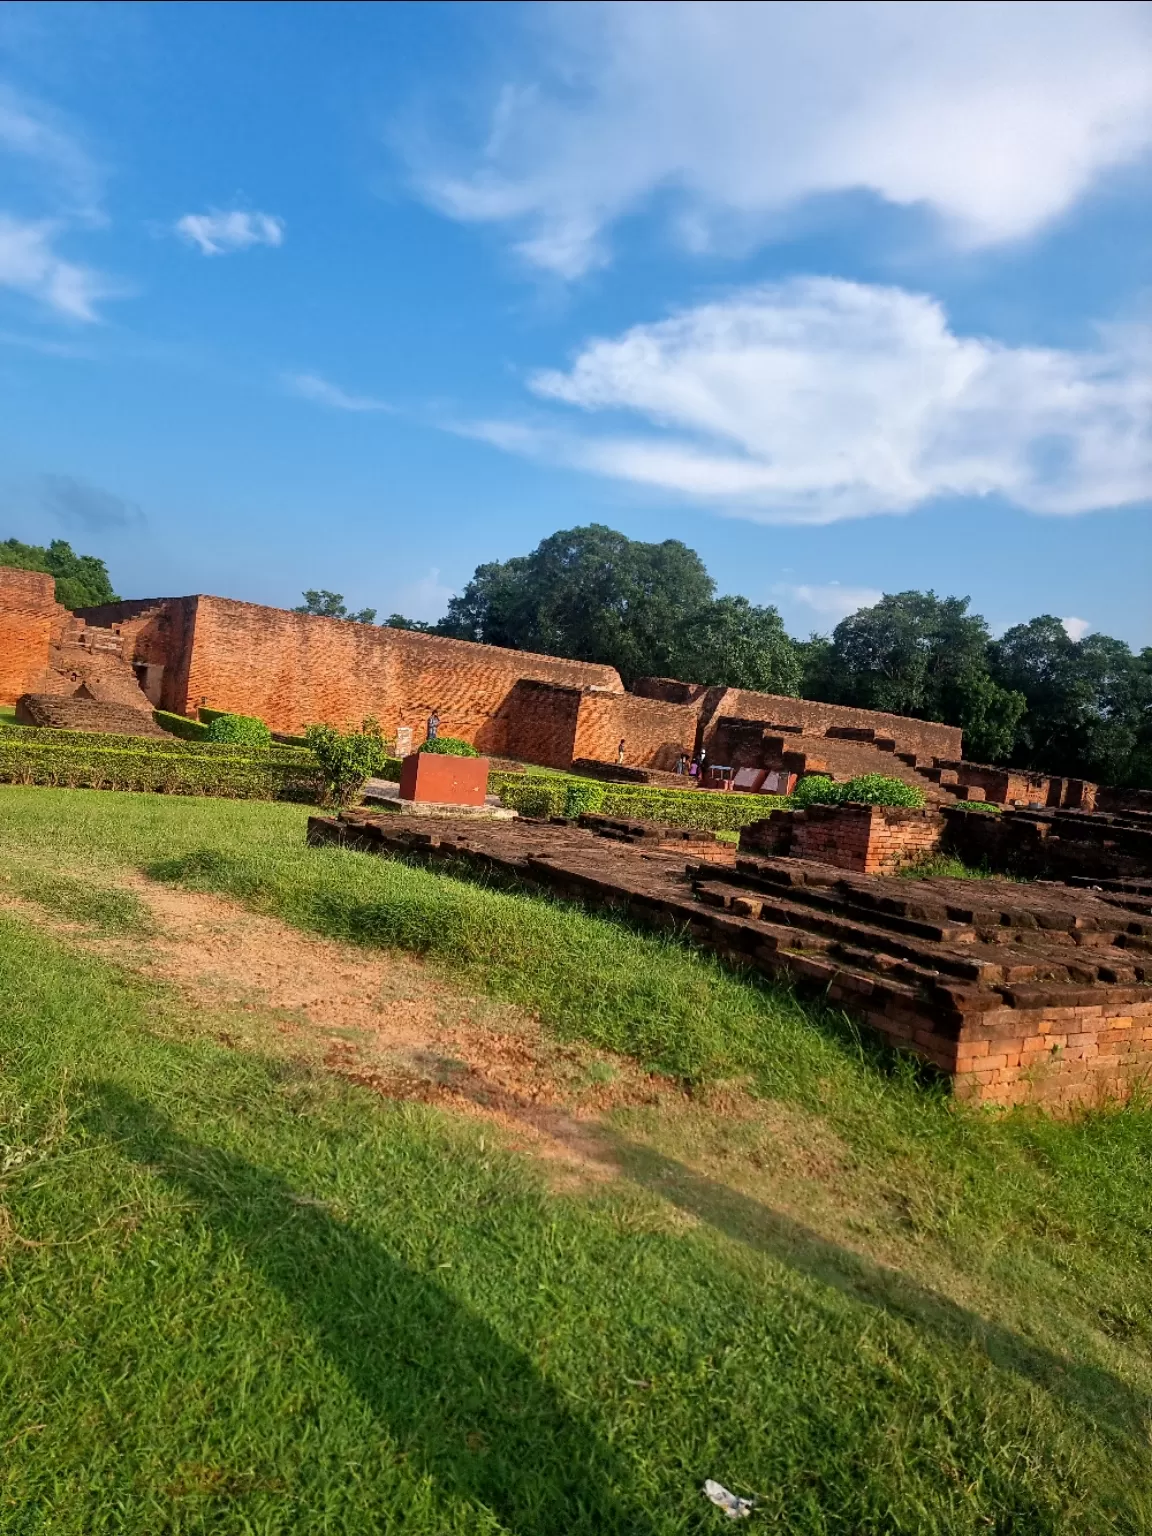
[418,526,1151,790]
[7,527,1149,788]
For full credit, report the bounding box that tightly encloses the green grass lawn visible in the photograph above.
[1,786,1151,1533]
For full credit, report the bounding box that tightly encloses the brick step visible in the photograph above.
[690,877,1104,986]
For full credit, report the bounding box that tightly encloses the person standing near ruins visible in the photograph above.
[617,737,626,765]
[426,710,440,743]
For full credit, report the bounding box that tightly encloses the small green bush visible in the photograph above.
[305,724,389,807]
[792,773,926,809]
[841,773,926,808]
[418,736,480,757]
[153,709,210,741]
[206,713,273,747]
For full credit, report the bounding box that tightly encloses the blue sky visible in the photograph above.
[1,0,1149,645]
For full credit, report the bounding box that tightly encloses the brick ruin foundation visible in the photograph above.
[308,807,1152,1111]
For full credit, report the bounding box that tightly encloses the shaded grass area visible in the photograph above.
[1,912,1150,1533]
[1,788,1152,1530]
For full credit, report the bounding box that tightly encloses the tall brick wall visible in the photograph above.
[572,690,697,770]
[0,567,68,704]
[84,595,623,758]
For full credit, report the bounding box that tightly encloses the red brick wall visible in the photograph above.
[0,567,68,704]
[572,691,698,770]
[86,595,623,756]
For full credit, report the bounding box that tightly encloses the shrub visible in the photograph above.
[0,739,319,800]
[563,781,606,819]
[418,736,480,757]
[305,724,389,807]
[791,775,844,807]
[841,773,926,808]
[154,710,210,741]
[206,713,273,747]
[791,773,926,809]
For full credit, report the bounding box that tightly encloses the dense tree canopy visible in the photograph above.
[438,525,716,685]
[819,592,1027,763]
[0,537,117,609]
[991,618,1152,787]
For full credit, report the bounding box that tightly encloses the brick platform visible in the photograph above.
[307,810,1152,1110]
[398,752,488,805]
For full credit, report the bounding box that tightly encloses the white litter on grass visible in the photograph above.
[703,1479,755,1519]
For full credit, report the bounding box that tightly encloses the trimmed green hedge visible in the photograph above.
[0,723,313,763]
[0,739,321,800]
[154,710,210,741]
[496,772,789,830]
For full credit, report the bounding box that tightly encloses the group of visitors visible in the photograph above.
[674,748,707,780]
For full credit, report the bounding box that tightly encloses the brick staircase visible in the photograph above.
[756,729,967,806]
[15,694,168,736]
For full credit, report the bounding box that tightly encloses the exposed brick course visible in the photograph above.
[741,803,945,874]
[0,567,69,704]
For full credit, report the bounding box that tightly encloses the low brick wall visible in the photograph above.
[950,999,1152,1107]
[741,803,944,874]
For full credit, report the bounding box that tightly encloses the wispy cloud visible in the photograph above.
[0,87,112,320]
[394,567,454,622]
[776,583,884,625]
[465,277,1152,523]
[0,216,110,321]
[414,1,1152,276]
[286,372,392,413]
[176,209,285,256]
[1061,616,1092,641]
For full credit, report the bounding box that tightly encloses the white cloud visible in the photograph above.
[286,372,392,413]
[480,277,1152,522]
[176,209,284,256]
[777,583,884,624]
[0,215,108,320]
[418,1,1152,275]
[0,89,111,320]
[1061,616,1092,641]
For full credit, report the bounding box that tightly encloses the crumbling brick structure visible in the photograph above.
[741,803,945,874]
[0,566,156,728]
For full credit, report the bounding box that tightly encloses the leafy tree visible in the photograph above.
[991,618,1152,785]
[294,590,376,624]
[822,591,1025,761]
[438,524,715,685]
[0,537,117,609]
[675,595,801,695]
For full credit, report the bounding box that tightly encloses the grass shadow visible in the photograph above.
[86,1082,663,1536]
[608,1135,1152,1445]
